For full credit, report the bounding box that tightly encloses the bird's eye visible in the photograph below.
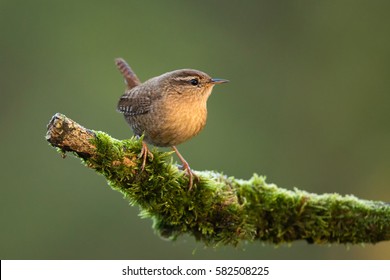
[190,78,199,86]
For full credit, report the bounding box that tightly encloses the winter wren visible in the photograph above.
[115,58,228,189]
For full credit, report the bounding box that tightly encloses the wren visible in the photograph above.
[115,58,228,189]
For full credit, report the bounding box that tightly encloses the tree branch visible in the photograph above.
[46,113,390,246]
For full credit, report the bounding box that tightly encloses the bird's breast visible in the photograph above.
[145,96,208,147]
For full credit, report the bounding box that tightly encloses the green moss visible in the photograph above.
[58,130,390,246]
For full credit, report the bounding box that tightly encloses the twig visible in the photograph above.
[46,113,390,246]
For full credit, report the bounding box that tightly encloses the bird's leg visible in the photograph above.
[139,140,153,171]
[172,146,198,190]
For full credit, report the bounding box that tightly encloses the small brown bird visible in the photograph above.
[115,58,228,189]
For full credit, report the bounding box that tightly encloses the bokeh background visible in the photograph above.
[1,0,389,259]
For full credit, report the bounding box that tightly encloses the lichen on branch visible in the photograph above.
[46,113,390,246]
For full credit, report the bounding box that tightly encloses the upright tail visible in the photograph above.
[115,58,141,89]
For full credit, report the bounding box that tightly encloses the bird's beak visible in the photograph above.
[210,78,229,84]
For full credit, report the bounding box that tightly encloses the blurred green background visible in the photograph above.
[1,0,389,259]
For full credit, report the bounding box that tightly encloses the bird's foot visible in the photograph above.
[172,146,198,190]
[139,141,153,171]
[180,163,199,191]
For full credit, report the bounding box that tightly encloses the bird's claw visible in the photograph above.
[177,162,199,191]
[139,141,153,171]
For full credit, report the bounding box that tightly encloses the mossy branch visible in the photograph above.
[46,113,390,246]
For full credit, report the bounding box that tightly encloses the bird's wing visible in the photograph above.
[117,89,152,116]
